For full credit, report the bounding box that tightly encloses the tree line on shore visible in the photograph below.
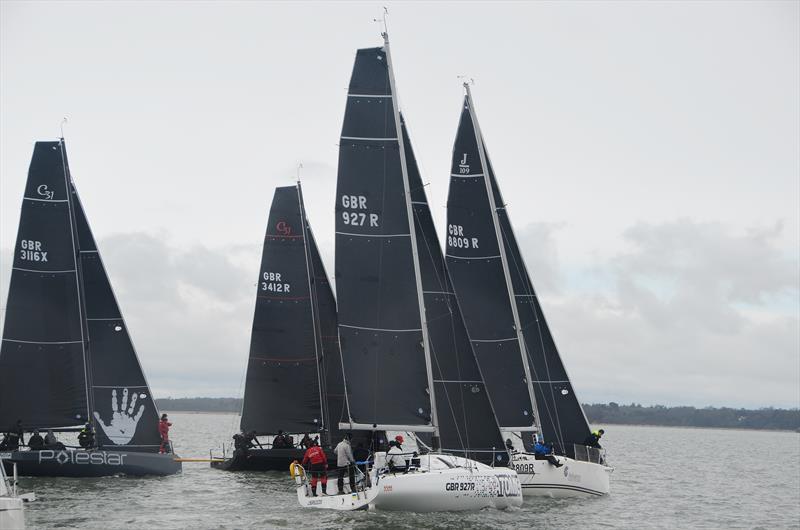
[155,398,800,431]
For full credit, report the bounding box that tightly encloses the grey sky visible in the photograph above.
[1,1,798,408]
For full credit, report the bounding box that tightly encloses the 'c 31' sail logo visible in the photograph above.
[276,221,293,236]
[37,185,55,200]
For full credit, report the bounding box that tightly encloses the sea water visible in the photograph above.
[18,412,800,529]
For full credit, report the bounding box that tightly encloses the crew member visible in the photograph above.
[44,430,64,450]
[386,436,407,473]
[158,414,172,453]
[273,430,288,448]
[335,433,356,494]
[27,429,44,451]
[584,429,605,449]
[301,440,328,496]
[78,423,95,449]
[534,438,563,467]
[299,433,313,449]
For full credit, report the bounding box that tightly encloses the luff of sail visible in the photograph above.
[241,185,329,436]
[335,46,434,432]
[0,141,89,429]
[70,185,164,451]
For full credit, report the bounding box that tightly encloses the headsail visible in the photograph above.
[0,141,89,429]
[335,46,434,432]
[402,117,508,464]
[447,90,592,452]
[240,186,326,436]
[71,186,163,451]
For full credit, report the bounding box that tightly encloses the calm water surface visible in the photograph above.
[18,412,800,529]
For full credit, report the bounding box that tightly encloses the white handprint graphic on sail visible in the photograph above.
[93,388,145,445]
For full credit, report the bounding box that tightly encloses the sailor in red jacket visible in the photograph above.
[158,413,172,454]
[301,439,328,496]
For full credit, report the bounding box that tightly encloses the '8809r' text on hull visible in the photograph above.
[0,450,181,477]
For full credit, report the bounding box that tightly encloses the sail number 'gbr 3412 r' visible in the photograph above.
[262,272,290,293]
[341,195,379,227]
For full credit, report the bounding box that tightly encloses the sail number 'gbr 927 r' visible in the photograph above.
[341,195,379,227]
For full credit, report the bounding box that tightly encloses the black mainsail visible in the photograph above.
[0,140,165,453]
[240,184,343,444]
[335,35,508,462]
[446,87,592,454]
[334,45,433,433]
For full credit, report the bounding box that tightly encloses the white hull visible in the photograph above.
[295,454,522,512]
[0,497,25,529]
[511,453,612,497]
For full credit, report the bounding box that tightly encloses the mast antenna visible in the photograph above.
[296,162,303,183]
[457,75,475,90]
[60,117,68,140]
[374,6,389,37]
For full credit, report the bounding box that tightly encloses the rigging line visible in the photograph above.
[59,139,92,425]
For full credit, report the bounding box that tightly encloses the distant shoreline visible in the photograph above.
[156,398,800,432]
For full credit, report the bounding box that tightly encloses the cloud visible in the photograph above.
[1,219,797,408]
[532,219,799,408]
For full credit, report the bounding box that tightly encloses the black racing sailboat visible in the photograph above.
[334,40,508,465]
[445,86,611,498]
[446,87,592,456]
[0,140,180,477]
[213,183,347,471]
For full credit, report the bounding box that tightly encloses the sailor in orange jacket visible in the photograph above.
[301,439,328,496]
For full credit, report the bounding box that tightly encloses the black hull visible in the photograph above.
[211,448,335,472]
[0,449,182,477]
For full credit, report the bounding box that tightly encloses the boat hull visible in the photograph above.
[0,497,25,529]
[511,453,611,497]
[211,448,335,472]
[0,449,182,477]
[370,466,523,512]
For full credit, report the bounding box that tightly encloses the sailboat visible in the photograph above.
[295,29,522,512]
[446,85,613,497]
[213,183,350,471]
[0,140,181,477]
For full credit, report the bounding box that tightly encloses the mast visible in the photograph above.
[463,84,541,433]
[296,180,328,444]
[383,30,440,449]
[59,138,94,424]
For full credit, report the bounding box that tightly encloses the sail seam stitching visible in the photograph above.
[339,324,421,333]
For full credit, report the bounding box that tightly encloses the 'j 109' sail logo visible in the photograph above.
[458,153,470,174]
[37,185,54,200]
[276,221,293,236]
